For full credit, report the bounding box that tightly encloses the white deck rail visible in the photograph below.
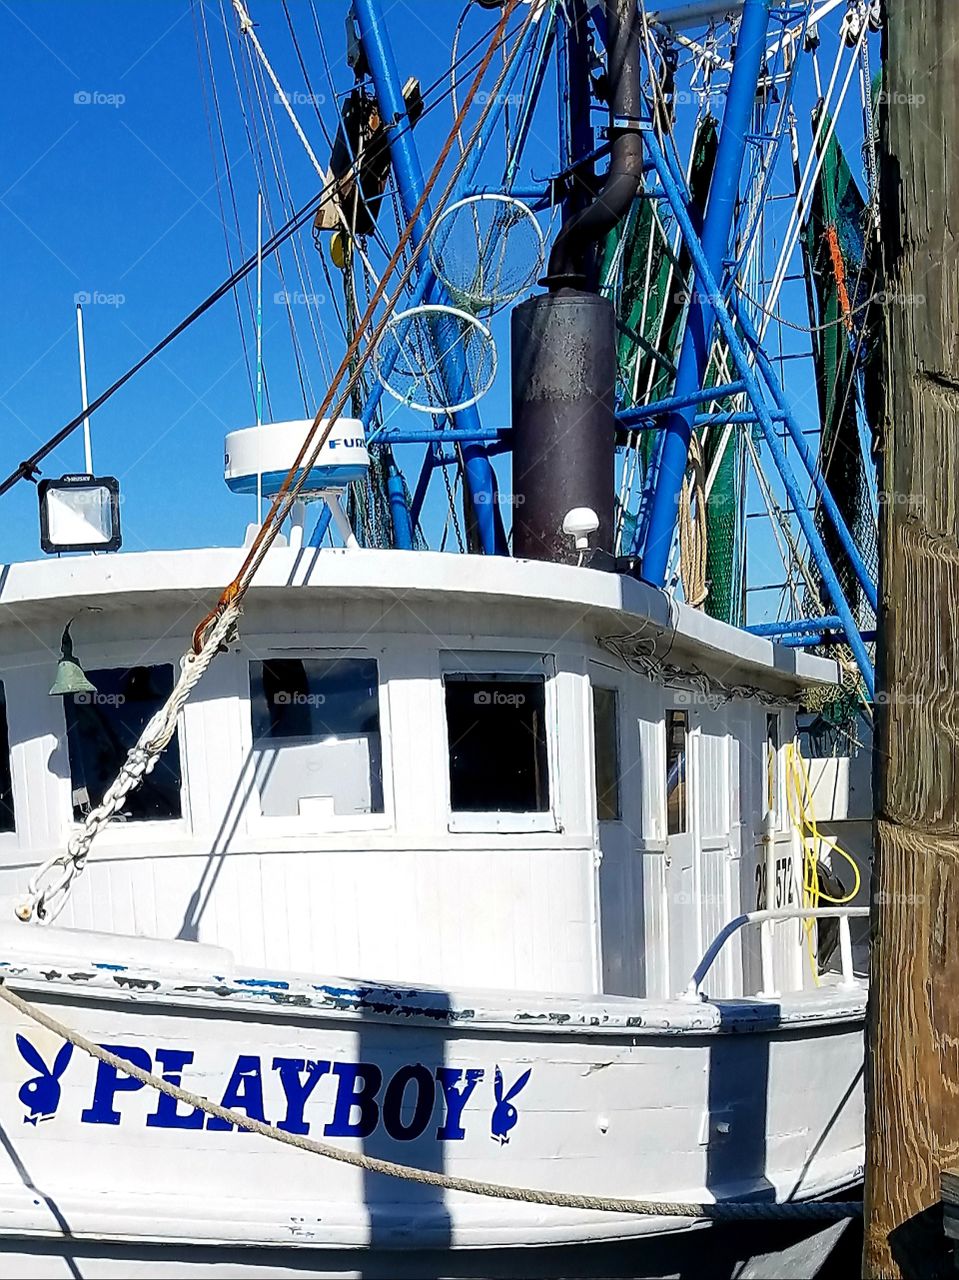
[684,905,869,1001]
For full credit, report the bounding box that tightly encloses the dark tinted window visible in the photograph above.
[666,709,687,836]
[65,666,182,822]
[444,675,549,813]
[250,658,383,817]
[766,712,780,817]
[0,683,14,833]
[593,687,621,821]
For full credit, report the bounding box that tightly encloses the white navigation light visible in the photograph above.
[562,506,600,552]
[39,474,122,554]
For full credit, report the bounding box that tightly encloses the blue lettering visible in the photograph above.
[207,1055,267,1131]
[272,1058,330,1135]
[146,1049,203,1129]
[435,1068,484,1140]
[382,1064,434,1141]
[81,1045,152,1125]
[324,1062,382,1138]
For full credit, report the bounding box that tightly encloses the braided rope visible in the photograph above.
[678,434,708,609]
[16,603,242,925]
[0,981,861,1224]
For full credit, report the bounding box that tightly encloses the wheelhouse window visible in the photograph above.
[65,665,182,822]
[593,687,621,821]
[0,683,14,833]
[766,712,780,820]
[249,658,383,818]
[666,709,688,835]
[444,674,549,813]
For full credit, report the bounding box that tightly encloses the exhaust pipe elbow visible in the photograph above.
[545,0,643,291]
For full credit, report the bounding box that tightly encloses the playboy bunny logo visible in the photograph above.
[490,1065,532,1145]
[16,1035,74,1125]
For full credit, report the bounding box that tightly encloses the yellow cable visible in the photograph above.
[783,741,861,987]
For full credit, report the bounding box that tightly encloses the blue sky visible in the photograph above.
[0,0,549,562]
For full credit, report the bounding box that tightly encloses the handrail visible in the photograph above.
[683,905,869,1001]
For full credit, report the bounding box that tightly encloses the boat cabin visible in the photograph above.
[0,546,851,1003]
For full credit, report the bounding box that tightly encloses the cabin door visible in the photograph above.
[693,713,737,995]
[590,672,644,997]
[664,702,701,994]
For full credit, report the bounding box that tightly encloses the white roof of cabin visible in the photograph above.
[0,546,839,694]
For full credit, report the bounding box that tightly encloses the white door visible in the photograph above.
[694,713,737,996]
[664,702,700,994]
[591,677,645,997]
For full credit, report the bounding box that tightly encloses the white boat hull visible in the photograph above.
[0,931,864,1276]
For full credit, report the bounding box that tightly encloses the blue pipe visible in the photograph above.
[308,505,332,548]
[643,129,875,698]
[642,0,772,586]
[629,426,665,555]
[619,411,783,434]
[354,0,507,555]
[386,458,414,549]
[748,616,843,638]
[619,380,747,425]
[375,427,508,444]
[409,442,439,527]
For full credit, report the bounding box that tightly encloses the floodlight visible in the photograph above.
[38,474,121,555]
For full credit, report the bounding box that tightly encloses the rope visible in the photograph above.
[16,603,241,924]
[735,279,884,334]
[191,0,259,413]
[0,980,861,1224]
[678,433,708,609]
[232,0,385,295]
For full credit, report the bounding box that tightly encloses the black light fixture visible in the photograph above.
[38,474,121,555]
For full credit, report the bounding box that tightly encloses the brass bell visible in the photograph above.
[49,622,97,698]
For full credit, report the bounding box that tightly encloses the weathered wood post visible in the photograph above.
[865,2,959,1276]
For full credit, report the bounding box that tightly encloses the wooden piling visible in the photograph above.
[865,2,959,1277]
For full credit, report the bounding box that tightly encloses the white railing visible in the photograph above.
[683,905,869,1001]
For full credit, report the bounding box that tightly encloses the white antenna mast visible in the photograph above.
[76,303,93,475]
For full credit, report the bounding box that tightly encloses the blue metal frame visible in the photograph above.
[642,127,876,697]
[354,0,508,555]
[355,2,553,552]
[641,0,773,587]
[734,305,879,613]
[318,0,877,697]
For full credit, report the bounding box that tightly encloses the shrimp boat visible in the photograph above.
[0,0,881,1275]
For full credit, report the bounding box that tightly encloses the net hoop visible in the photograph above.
[428,193,545,313]
[372,304,498,415]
